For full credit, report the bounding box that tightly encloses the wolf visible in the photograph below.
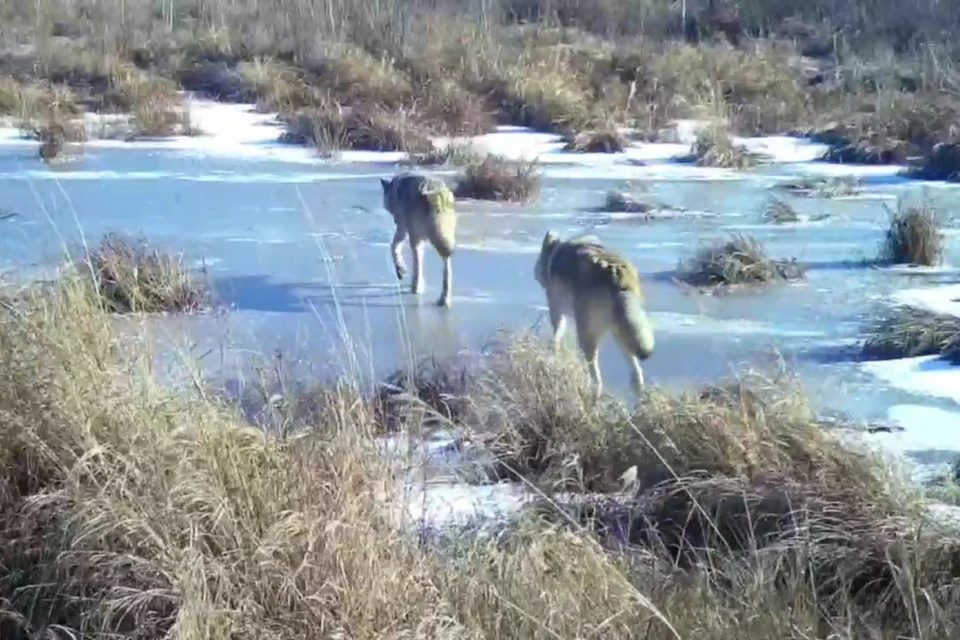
[380,172,458,307]
[533,231,655,397]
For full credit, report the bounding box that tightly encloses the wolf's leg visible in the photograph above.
[613,293,655,397]
[574,309,603,397]
[410,238,425,295]
[547,294,567,351]
[391,225,408,281]
[437,256,452,307]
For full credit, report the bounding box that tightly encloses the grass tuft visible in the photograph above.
[763,197,800,224]
[453,155,541,202]
[692,122,756,169]
[280,104,435,153]
[79,233,210,314]
[603,190,653,214]
[879,200,944,266]
[562,126,627,153]
[860,305,960,360]
[676,234,806,288]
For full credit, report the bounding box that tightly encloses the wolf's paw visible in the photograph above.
[395,264,407,281]
[437,295,451,308]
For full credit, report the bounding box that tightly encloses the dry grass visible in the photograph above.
[879,200,944,266]
[440,335,960,636]
[2,275,960,638]
[453,155,541,202]
[603,191,653,214]
[404,143,481,168]
[777,176,862,198]
[562,126,627,153]
[763,197,800,224]
[676,234,806,288]
[692,122,756,169]
[78,233,210,313]
[3,2,960,166]
[860,304,960,360]
[279,104,435,153]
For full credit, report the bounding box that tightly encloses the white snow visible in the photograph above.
[891,283,960,317]
[0,96,924,185]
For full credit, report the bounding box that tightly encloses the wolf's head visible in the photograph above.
[380,177,395,213]
[533,231,560,287]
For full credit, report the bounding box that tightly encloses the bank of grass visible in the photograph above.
[860,304,960,360]
[3,1,960,167]
[3,272,960,637]
[676,233,806,288]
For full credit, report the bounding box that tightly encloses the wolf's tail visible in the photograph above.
[613,290,655,360]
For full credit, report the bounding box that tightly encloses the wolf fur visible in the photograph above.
[533,231,655,397]
[380,172,458,307]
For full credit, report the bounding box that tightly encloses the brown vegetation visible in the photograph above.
[79,233,210,313]
[879,201,944,266]
[860,304,960,360]
[562,126,627,153]
[453,155,541,202]
[2,271,960,638]
[677,234,806,288]
[0,0,959,168]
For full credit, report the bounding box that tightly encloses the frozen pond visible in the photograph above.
[2,99,960,492]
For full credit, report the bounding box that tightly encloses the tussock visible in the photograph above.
[280,104,435,153]
[604,191,653,214]
[562,127,627,153]
[879,201,944,266]
[453,155,541,202]
[676,234,806,287]
[763,197,800,224]
[692,123,756,169]
[79,233,210,313]
[860,304,960,360]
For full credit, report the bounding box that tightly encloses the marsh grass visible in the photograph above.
[762,196,800,224]
[692,122,756,169]
[2,274,960,638]
[676,234,806,288]
[454,155,541,202]
[562,126,627,153]
[777,176,862,198]
[80,233,210,313]
[279,104,436,153]
[404,143,481,167]
[860,304,960,360]
[879,200,944,266]
[603,190,653,214]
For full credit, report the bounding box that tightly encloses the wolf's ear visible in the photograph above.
[541,231,559,251]
[380,177,391,192]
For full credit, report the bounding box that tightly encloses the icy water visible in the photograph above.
[2,101,960,486]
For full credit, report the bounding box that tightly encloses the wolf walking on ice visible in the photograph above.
[380,172,458,308]
[533,231,656,397]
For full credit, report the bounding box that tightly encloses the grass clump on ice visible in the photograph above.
[79,233,210,314]
[676,233,806,288]
[692,122,756,169]
[879,200,944,266]
[860,304,960,360]
[453,155,541,202]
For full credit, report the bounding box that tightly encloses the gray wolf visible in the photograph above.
[380,172,457,307]
[533,231,655,397]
